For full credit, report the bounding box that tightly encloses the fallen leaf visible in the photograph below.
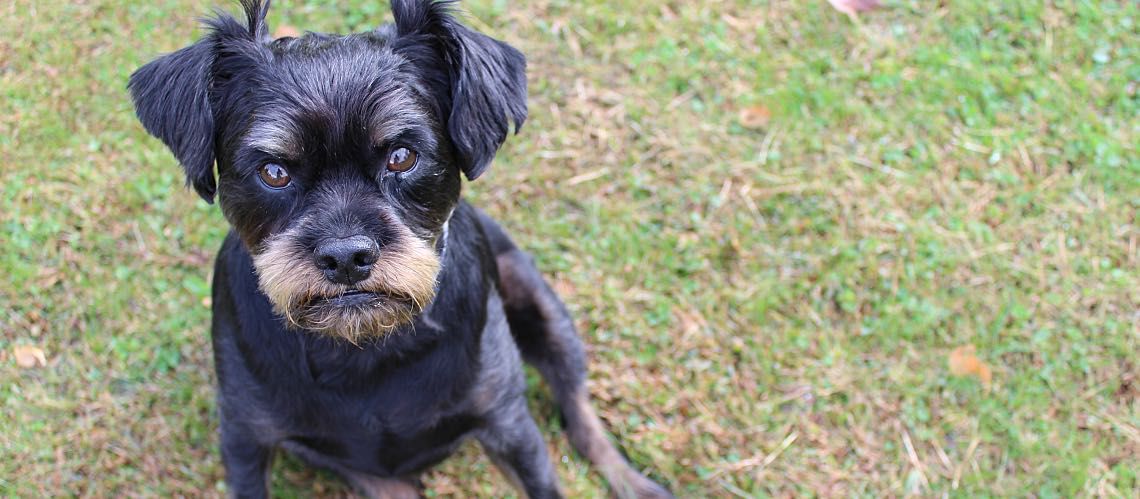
[13,345,47,369]
[738,105,771,129]
[274,24,301,39]
[552,278,576,298]
[949,344,992,388]
[826,0,882,16]
[36,266,62,288]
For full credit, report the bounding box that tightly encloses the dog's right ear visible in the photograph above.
[128,1,271,204]
[129,41,217,203]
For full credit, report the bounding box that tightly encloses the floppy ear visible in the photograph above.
[391,0,527,181]
[127,0,272,203]
[129,41,217,202]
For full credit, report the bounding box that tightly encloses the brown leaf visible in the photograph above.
[826,0,882,16]
[949,344,992,389]
[13,345,47,369]
[274,24,301,39]
[36,266,62,288]
[552,278,577,298]
[738,105,771,129]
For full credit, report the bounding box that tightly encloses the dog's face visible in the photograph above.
[129,0,526,342]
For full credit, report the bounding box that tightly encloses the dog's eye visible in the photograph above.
[387,147,418,172]
[258,163,291,189]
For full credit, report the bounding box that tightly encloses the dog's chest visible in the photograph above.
[280,395,478,476]
[257,340,483,475]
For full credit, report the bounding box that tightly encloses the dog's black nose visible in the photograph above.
[314,236,380,285]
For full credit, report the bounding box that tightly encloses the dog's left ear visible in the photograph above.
[391,0,527,181]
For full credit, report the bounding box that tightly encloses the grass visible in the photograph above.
[2,0,1137,496]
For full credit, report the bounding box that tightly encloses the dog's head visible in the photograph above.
[129,0,526,342]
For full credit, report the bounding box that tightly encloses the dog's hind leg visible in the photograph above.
[341,471,423,499]
[476,210,672,499]
[279,440,424,499]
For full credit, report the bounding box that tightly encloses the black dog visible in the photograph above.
[129,1,670,497]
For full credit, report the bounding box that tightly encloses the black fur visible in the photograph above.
[128,40,217,201]
[129,1,669,498]
[389,0,527,180]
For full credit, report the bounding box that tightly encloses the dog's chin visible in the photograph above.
[284,291,423,343]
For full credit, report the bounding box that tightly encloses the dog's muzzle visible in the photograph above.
[251,225,441,343]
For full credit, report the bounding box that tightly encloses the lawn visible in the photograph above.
[2,0,1137,496]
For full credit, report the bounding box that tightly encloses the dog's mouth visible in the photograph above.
[306,289,415,309]
[282,288,423,342]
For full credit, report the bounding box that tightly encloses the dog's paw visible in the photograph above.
[612,470,674,499]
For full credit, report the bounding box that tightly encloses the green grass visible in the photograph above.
[2,0,1137,496]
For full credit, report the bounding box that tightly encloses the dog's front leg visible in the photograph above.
[219,420,274,499]
[477,398,562,499]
